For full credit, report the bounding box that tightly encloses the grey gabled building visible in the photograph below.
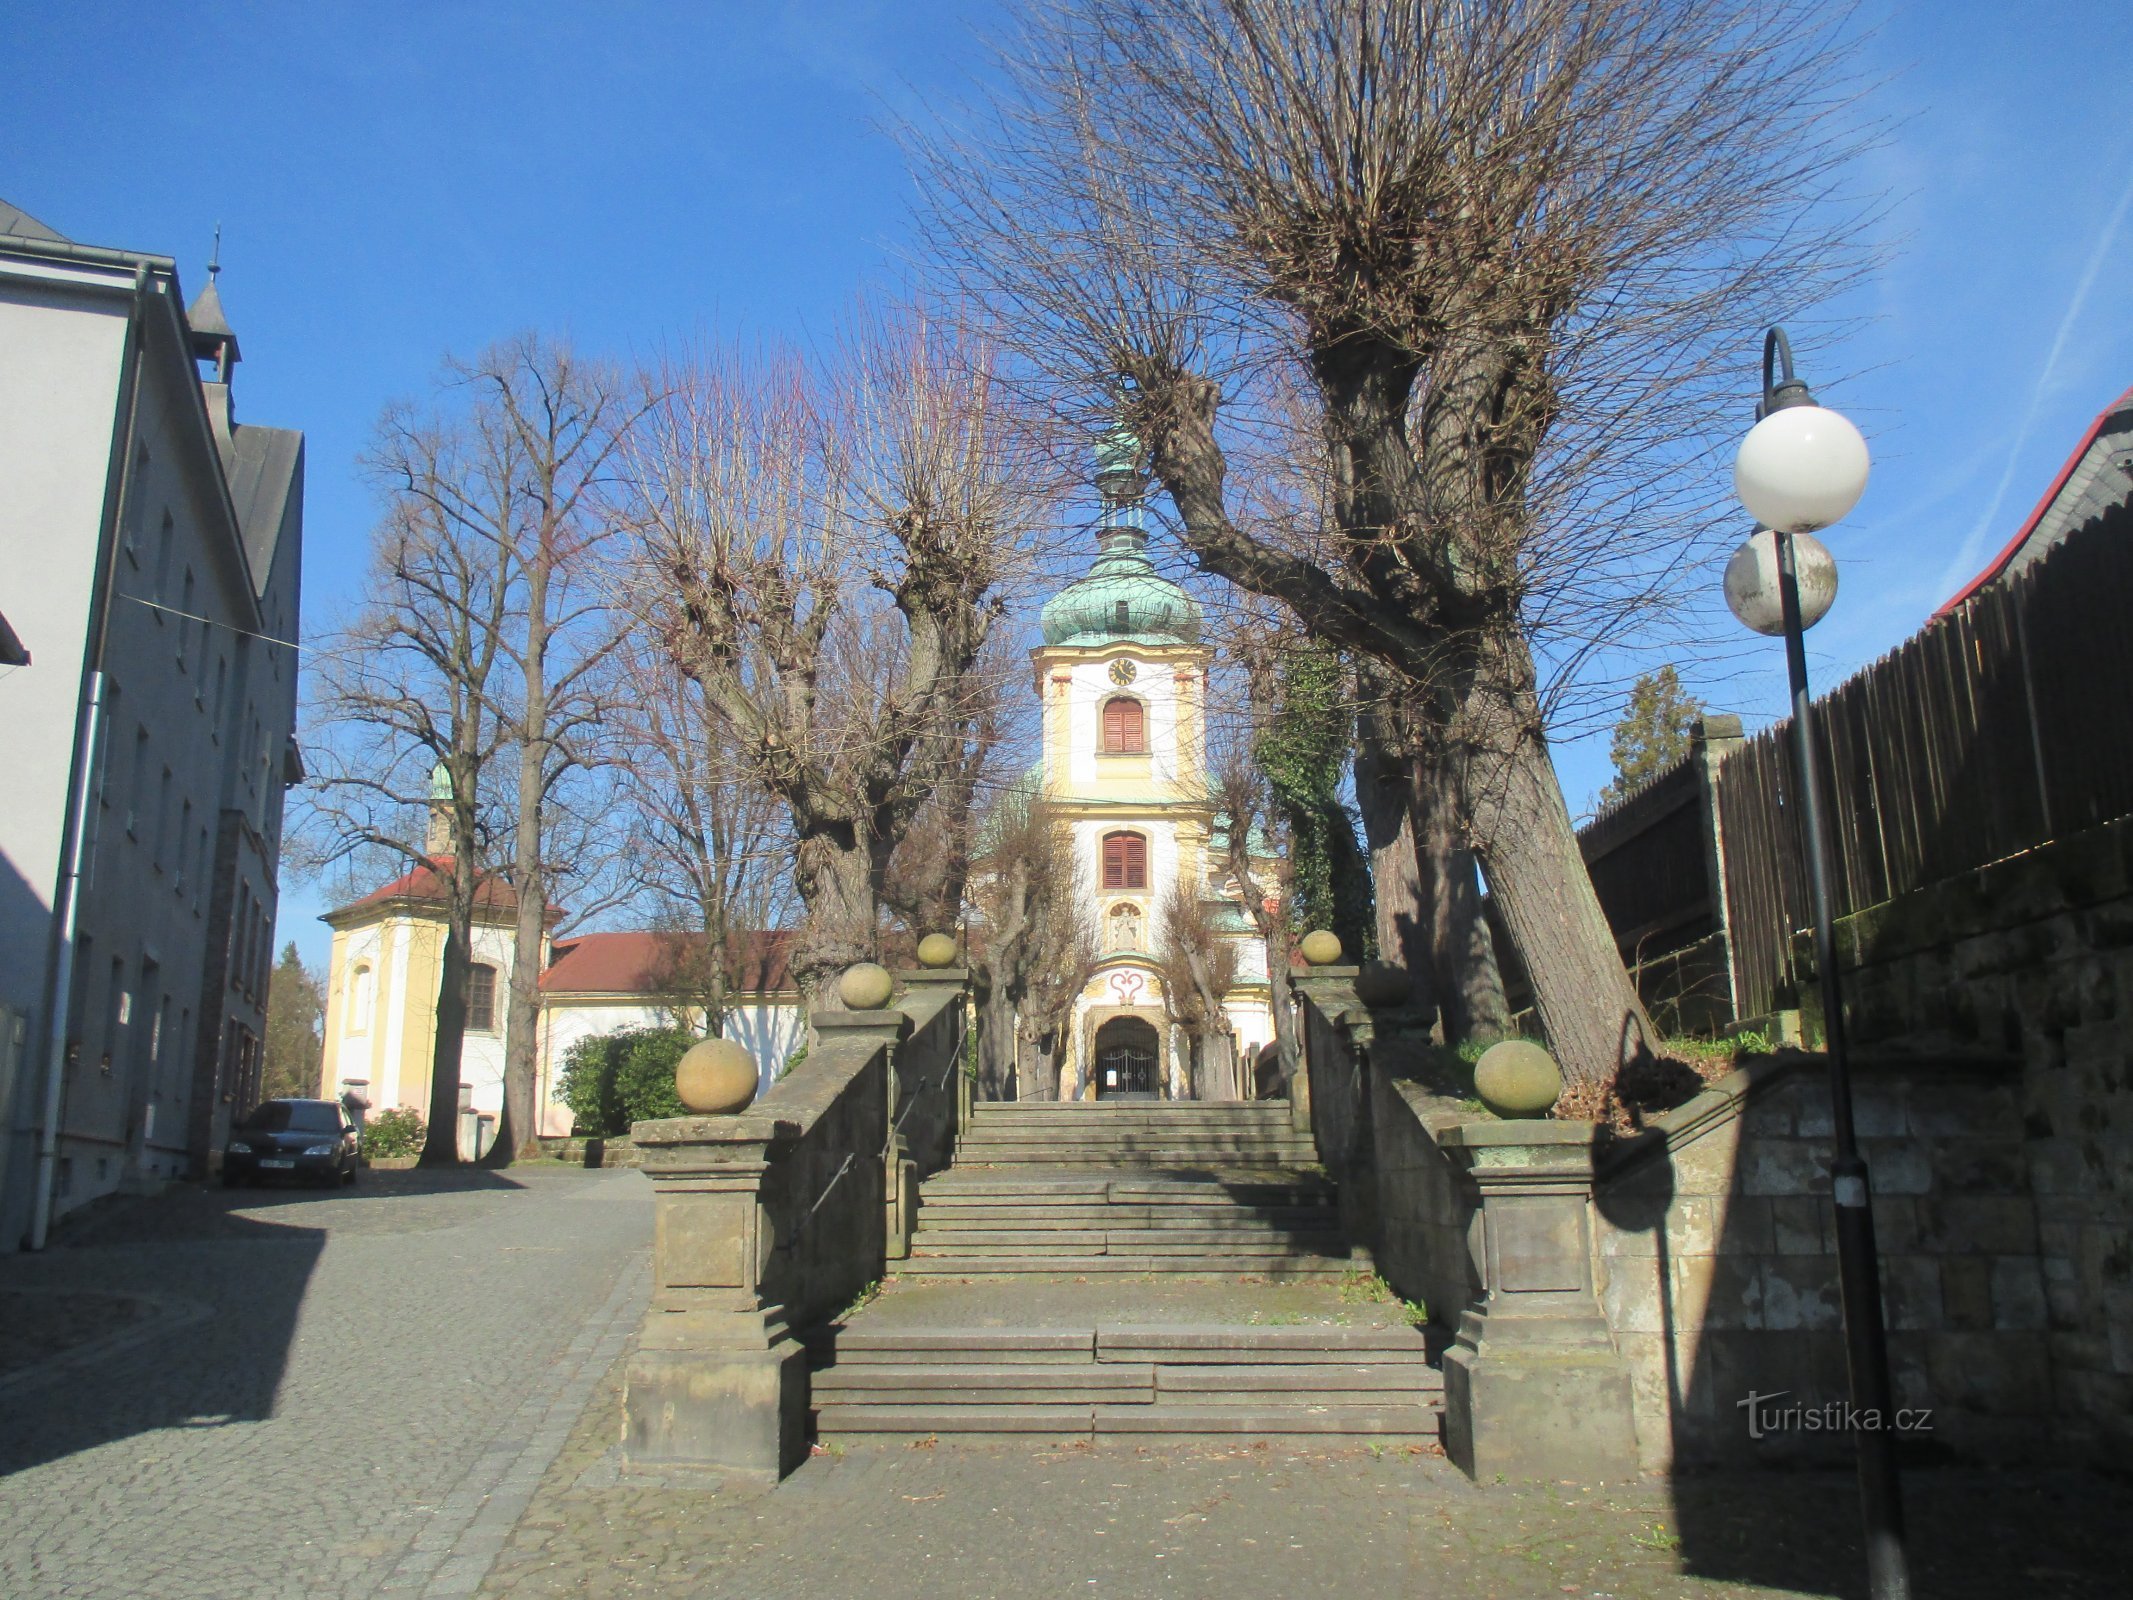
[0,199,304,1248]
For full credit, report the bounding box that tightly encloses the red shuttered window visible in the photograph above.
[1101,832,1147,889]
[1101,696,1146,754]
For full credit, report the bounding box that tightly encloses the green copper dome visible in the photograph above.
[1040,527,1202,648]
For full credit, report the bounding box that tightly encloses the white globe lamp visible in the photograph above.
[1734,405,1871,533]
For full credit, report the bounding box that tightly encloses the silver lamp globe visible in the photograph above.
[1724,528,1838,636]
[1733,403,1871,532]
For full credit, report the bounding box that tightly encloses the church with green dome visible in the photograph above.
[1018,428,1277,1100]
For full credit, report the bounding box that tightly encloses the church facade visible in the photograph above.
[1020,432,1278,1100]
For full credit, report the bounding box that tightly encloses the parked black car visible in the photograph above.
[223,1099,360,1188]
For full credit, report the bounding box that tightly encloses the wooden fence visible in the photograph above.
[1577,498,2133,1023]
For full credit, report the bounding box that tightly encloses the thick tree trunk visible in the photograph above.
[1453,639,1653,1086]
[978,985,1018,1100]
[792,824,878,1002]
[1410,745,1509,1044]
[419,917,470,1167]
[1354,718,1431,1010]
[492,538,553,1169]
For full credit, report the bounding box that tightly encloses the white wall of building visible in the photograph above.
[537,997,805,1135]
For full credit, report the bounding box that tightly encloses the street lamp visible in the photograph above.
[1724,327,1910,1600]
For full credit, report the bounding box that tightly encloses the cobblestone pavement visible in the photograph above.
[0,1166,650,1600]
[479,1328,2133,1600]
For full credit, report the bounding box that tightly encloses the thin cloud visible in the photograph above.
[1934,151,2133,599]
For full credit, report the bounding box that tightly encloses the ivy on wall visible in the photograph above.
[1253,639,1376,959]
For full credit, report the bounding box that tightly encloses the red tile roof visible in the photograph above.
[539,930,799,997]
[322,857,560,926]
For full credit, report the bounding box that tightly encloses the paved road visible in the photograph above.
[0,1166,649,1600]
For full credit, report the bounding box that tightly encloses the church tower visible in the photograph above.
[1028,425,1274,1099]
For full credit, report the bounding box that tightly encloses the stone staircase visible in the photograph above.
[809,1323,1443,1441]
[906,1102,1360,1279]
[804,1099,1441,1447]
[952,1100,1318,1167]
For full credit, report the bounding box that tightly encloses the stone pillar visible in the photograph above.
[1692,714,1745,1019]
[624,1005,906,1484]
[1438,1121,1641,1482]
[623,1124,811,1482]
[1291,967,1359,1135]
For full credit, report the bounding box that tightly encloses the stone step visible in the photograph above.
[950,1147,1318,1166]
[813,1363,1155,1401]
[913,1203,1336,1224]
[808,1328,1096,1364]
[925,1169,1322,1194]
[965,1108,1292,1115]
[810,1402,1440,1437]
[912,1232,1349,1253]
[894,1254,1362,1277]
[1096,1324,1427,1359]
[1156,1363,1442,1396]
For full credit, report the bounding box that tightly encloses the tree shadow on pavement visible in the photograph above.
[0,1169,526,1478]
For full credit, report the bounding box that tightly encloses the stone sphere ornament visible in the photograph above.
[916,933,959,969]
[1354,961,1412,1009]
[1472,1039,1565,1119]
[674,1037,759,1115]
[1298,930,1344,967]
[838,961,896,1011]
[1724,528,1838,638]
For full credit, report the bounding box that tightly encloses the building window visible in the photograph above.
[1100,695,1146,754]
[1101,831,1148,890]
[467,963,498,1033]
[347,963,374,1034]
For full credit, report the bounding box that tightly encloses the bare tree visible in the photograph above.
[450,336,649,1165]
[300,404,516,1166]
[911,0,1874,1087]
[1156,877,1239,1100]
[618,308,1049,996]
[610,630,796,1037]
[968,791,1096,1100]
[1208,759,1300,1098]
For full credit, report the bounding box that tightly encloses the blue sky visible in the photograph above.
[8,1,2131,970]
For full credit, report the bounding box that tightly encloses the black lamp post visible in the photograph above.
[1725,326,1911,1600]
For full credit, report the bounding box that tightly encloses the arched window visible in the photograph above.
[1100,695,1146,754]
[467,963,499,1033]
[1101,831,1148,890]
[347,963,374,1035]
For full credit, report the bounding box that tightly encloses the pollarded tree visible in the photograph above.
[617,307,1050,996]
[968,788,1097,1100]
[911,0,1874,1088]
[1157,877,1239,1101]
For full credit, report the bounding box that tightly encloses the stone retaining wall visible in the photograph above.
[1589,1054,2047,1470]
[1800,814,2133,1464]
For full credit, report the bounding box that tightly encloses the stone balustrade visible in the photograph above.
[621,969,970,1482]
